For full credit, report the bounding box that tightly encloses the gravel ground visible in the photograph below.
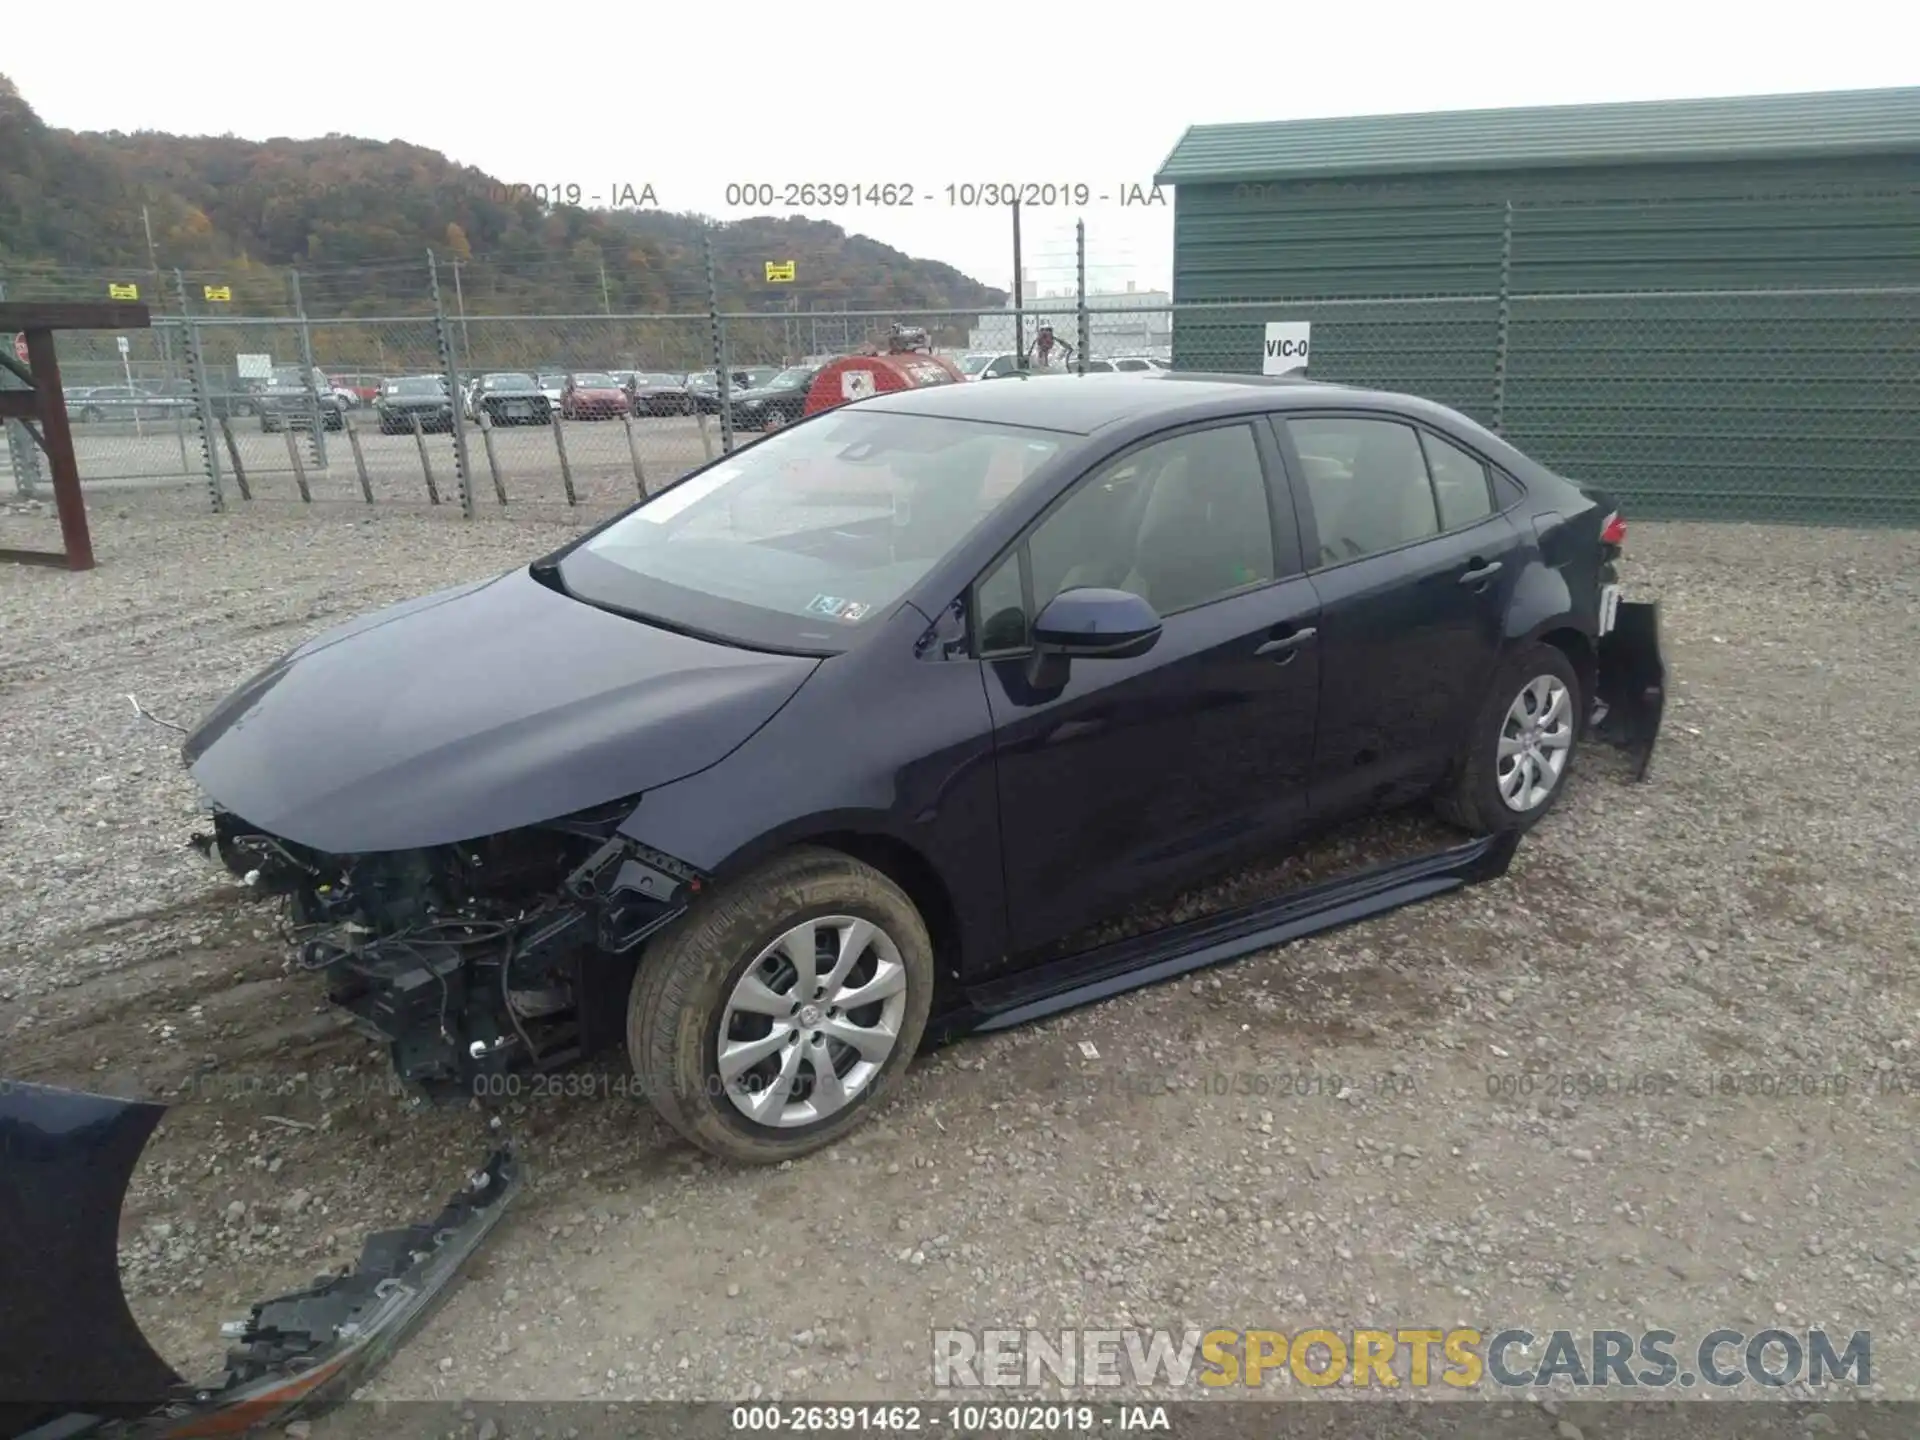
[2,495,1917,1418]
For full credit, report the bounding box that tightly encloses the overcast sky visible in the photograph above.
[8,2,1917,295]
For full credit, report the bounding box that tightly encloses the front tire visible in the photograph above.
[628,847,934,1164]
[1436,642,1581,834]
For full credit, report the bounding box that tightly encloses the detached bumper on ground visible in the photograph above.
[0,1081,520,1440]
[1593,599,1667,780]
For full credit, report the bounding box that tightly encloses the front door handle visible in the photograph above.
[1459,560,1503,587]
[1255,626,1317,659]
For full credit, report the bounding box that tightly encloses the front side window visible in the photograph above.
[562,409,1066,651]
[972,424,1276,651]
[1287,416,1439,567]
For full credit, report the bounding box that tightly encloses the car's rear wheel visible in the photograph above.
[1437,642,1581,834]
[761,408,788,432]
[628,847,933,1164]
[79,406,103,423]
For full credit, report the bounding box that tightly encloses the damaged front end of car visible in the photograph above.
[189,800,707,1101]
[0,1081,520,1440]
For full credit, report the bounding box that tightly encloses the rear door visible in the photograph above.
[977,419,1322,968]
[1270,410,1522,817]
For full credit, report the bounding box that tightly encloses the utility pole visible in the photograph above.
[142,205,176,378]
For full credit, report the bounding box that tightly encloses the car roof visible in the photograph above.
[859,369,1390,435]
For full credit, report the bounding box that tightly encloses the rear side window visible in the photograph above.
[1286,417,1439,567]
[1419,430,1495,531]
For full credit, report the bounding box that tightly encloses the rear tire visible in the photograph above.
[1436,642,1581,834]
[628,847,934,1165]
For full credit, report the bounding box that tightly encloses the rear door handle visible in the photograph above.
[1255,627,1317,658]
[1459,560,1503,586]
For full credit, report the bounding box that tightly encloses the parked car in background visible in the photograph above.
[1110,356,1172,372]
[1076,360,1117,373]
[147,377,262,420]
[561,372,630,420]
[471,372,553,426]
[534,374,566,413]
[71,385,196,422]
[178,371,1664,1165]
[258,381,347,432]
[375,375,456,434]
[725,365,820,431]
[685,369,757,413]
[959,353,1023,382]
[622,372,697,416]
[330,373,386,406]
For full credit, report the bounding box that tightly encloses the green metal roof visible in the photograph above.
[1155,87,1920,185]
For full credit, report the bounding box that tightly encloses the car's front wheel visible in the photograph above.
[1437,643,1581,834]
[628,847,933,1164]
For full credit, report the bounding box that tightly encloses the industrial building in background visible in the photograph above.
[1156,86,1920,525]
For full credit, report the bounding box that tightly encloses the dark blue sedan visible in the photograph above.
[183,371,1664,1163]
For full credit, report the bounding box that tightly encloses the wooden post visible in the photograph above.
[20,329,93,569]
[218,417,252,501]
[477,412,509,505]
[282,427,312,503]
[410,414,441,505]
[345,423,374,503]
[550,411,577,507]
[621,412,649,498]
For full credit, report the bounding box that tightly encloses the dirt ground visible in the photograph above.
[2,492,1916,1416]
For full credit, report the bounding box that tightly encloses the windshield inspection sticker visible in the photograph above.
[805,594,870,621]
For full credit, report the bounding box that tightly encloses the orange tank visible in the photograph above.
[803,352,963,417]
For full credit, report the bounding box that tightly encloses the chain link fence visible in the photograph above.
[8,251,1916,526]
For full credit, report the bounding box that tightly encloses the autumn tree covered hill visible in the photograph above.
[0,75,1006,318]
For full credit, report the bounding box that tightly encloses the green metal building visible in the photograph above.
[1154,87,1920,524]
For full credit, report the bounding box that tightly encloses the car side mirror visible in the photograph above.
[1032,587,1162,660]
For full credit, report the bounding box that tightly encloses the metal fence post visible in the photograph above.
[705,233,735,455]
[290,268,328,469]
[6,417,41,498]
[1492,201,1513,435]
[427,251,476,518]
[174,272,225,513]
[1075,219,1090,374]
[1012,201,1025,371]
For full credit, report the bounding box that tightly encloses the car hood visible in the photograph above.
[572,388,624,400]
[380,394,451,405]
[182,567,819,853]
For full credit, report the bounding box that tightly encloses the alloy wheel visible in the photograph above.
[717,915,908,1128]
[1497,674,1573,811]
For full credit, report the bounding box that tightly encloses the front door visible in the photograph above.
[1273,412,1522,816]
[975,421,1322,968]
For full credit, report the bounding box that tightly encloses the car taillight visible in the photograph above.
[1600,511,1627,547]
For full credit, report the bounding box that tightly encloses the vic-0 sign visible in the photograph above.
[1262,321,1310,376]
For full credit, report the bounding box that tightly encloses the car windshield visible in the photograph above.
[538,375,565,387]
[560,409,1069,651]
[768,368,813,389]
[573,373,618,387]
[485,373,535,387]
[958,355,996,375]
[388,377,444,396]
[642,373,681,385]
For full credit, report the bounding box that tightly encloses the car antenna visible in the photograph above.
[126,693,188,734]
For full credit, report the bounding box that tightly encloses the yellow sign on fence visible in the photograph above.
[108,282,140,300]
[765,261,795,283]
[203,285,232,303]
